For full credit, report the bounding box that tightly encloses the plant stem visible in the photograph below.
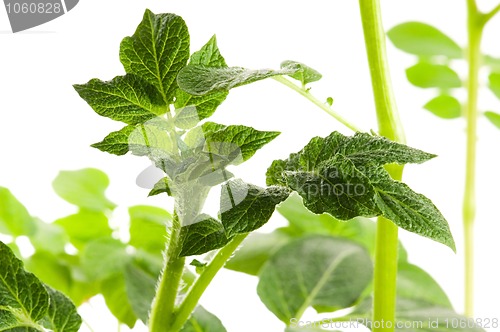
[169,234,247,331]
[463,0,484,317]
[359,0,406,331]
[149,210,186,332]
[483,2,500,23]
[272,76,362,132]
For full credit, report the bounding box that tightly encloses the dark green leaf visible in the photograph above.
[124,262,157,324]
[179,214,229,257]
[220,179,290,237]
[257,235,373,323]
[120,10,190,104]
[54,211,112,249]
[73,75,163,125]
[281,60,322,85]
[190,35,227,67]
[489,72,500,99]
[129,205,171,255]
[91,125,135,156]
[148,177,173,197]
[177,65,297,96]
[41,287,82,332]
[406,63,462,89]
[387,22,462,58]
[180,306,227,332]
[52,169,116,212]
[0,187,36,236]
[423,95,462,119]
[484,111,500,129]
[81,239,131,281]
[101,274,137,328]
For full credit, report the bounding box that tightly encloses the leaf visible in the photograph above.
[257,235,373,323]
[180,306,227,332]
[52,169,116,212]
[101,274,137,328]
[0,187,36,236]
[73,75,164,125]
[489,72,500,99]
[124,262,157,324]
[387,22,462,58]
[54,211,113,249]
[281,60,322,85]
[0,241,49,329]
[41,287,82,332]
[484,111,500,129]
[220,179,290,237]
[127,122,174,157]
[81,239,131,281]
[129,205,171,255]
[91,125,135,156]
[190,35,227,67]
[120,10,190,104]
[423,95,462,119]
[179,214,229,257]
[406,63,461,89]
[148,177,173,197]
[25,252,72,295]
[177,65,297,96]
[30,219,67,255]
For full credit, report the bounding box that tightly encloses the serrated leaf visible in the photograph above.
[220,179,290,237]
[52,169,116,212]
[180,306,227,332]
[73,75,164,125]
[423,95,462,119]
[54,211,112,249]
[281,60,322,86]
[0,187,36,236]
[129,205,171,255]
[0,241,49,330]
[257,235,372,323]
[406,63,462,89]
[91,125,135,156]
[101,274,137,328]
[81,239,131,281]
[484,111,500,129]
[124,262,157,324]
[179,214,229,257]
[148,177,173,197]
[488,72,500,100]
[387,22,462,58]
[177,65,297,96]
[120,10,190,104]
[41,287,82,332]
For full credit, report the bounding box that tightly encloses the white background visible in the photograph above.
[1,0,500,331]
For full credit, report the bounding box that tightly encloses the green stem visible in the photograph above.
[272,76,362,132]
[483,2,500,23]
[463,0,484,317]
[359,0,406,331]
[169,234,248,331]
[149,210,186,332]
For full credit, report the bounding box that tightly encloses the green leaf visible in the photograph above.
[423,95,462,119]
[406,63,461,89]
[25,252,71,296]
[177,65,297,96]
[127,122,174,157]
[220,179,290,237]
[484,111,500,129]
[101,274,137,328]
[148,177,173,197]
[0,187,36,236]
[179,214,229,257]
[54,211,112,249]
[387,22,462,58]
[41,287,82,332]
[30,219,67,255]
[180,306,227,332]
[124,262,157,324]
[281,60,322,86]
[73,75,163,125]
[129,205,171,255]
[52,169,116,212]
[257,235,372,323]
[190,35,227,67]
[489,72,500,100]
[120,10,190,104]
[81,239,131,281]
[91,125,135,156]
[0,241,49,329]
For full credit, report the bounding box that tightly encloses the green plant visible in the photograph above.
[387,0,500,317]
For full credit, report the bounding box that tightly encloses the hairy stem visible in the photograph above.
[149,210,186,332]
[359,0,406,331]
[272,76,362,132]
[169,234,248,331]
[463,0,484,317]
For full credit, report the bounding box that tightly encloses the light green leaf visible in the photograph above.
[423,95,462,119]
[54,211,112,249]
[41,287,82,332]
[220,179,290,237]
[257,235,372,323]
[120,10,190,104]
[52,169,116,212]
[81,239,131,281]
[101,274,137,328]
[180,306,227,332]
[25,252,71,296]
[0,241,49,330]
[30,219,67,255]
[73,75,164,125]
[406,63,462,89]
[91,125,135,156]
[387,22,462,58]
[484,111,500,129]
[124,262,157,324]
[179,214,229,257]
[0,187,36,236]
[177,65,297,96]
[129,205,171,255]
[488,72,500,99]
[281,60,322,86]
[148,177,173,197]
[127,123,174,157]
